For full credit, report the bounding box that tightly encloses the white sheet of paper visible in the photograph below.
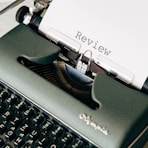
[39,0,148,89]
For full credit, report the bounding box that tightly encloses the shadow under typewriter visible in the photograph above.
[18,58,99,109]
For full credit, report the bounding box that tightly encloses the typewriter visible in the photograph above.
[0,0,147,148]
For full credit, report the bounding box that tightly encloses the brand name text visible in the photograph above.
[79,113,110,136]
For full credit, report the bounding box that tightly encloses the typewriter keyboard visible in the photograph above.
[0,81,97,148]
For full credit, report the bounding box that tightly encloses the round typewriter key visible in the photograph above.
[0,85,4,93]
[14,133,25,147]
[0,99,7,112]
[0,137,4,147]
[3,144,12,148]
[5,127,16,141]
[1,91,10,100]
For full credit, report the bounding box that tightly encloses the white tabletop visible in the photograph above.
[0,0,34,37]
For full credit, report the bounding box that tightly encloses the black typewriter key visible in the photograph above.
[40,119,53,134]
[58,132,73,147]
[1,90,10,100]
[13,100,27,112]
[27,127,41,141]
[48,143,60,148]
[0,115,5,122]
[5,94,16,106]
[0,124,6,134]
[69,138,84,148]
[0,137,4,147]
[14,133,25,147]
[0,99,7,112]
[23,143,34,148]
[22,107,36,119]
[0,119,7,134]
[30,113,45,126]
[9,116,21,127]
[34,134,50,147]
[3,144,12,148]
[23,141,33,148]
[49,125,64,141]
[17,121,31,136]
[2,110,12,120]
[5,127,16,140]
[0,99,3,111]
[0,84,4,93]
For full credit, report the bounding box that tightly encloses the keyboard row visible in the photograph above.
[0,81,97,148]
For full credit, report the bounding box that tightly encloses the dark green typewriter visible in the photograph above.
[0,1,147,147]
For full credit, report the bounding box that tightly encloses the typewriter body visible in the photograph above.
[0,1,148,148]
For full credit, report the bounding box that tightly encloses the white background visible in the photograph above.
[0,0,33,37]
